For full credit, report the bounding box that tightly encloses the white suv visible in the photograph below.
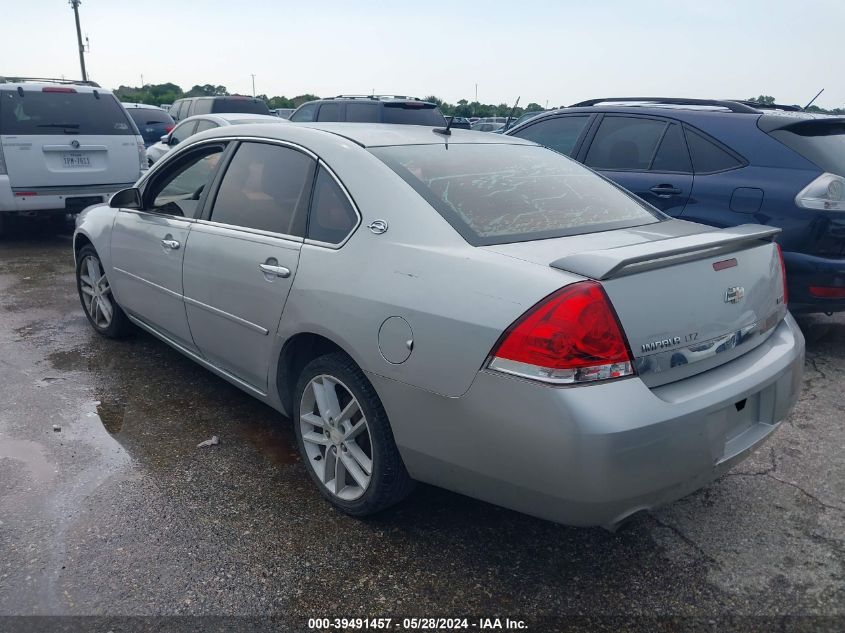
[0,77,145,235]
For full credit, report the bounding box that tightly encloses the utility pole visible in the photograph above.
[141,73,144,87]
[475,83,478,102]
[69,0,87,82]
[250,74,256,98]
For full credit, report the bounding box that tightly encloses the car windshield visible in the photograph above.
[370,143,660,245]
[125,107,173,126]
[210,98,270,115]
[0,89,135,135]
[768,121,845,176]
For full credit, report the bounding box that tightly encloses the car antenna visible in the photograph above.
[502,96,521,132]
[803,88,824,111]
[434,115,454,136]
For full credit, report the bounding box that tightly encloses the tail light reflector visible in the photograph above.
[164,124,175,133]
[809,286,845,299]
[42,87,77,93]
[488,281,635,385]
[776,244,788,306]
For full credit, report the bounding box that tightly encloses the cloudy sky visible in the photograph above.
[3,0,842,109]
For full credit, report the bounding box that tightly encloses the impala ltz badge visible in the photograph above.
[641,336,682,353]
[725,286,745,304]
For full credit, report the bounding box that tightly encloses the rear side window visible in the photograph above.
[194,119,217,133]
[346,102,380,123]
[584,116,667,170]
[307,168,358,244]
[290,103,318,122]
[192,99,213,115]
[210,97,270,116]
[371,143,659,246]
[0,90,134,135]
[685,128,743,173]
[382,103,446,126]
[317,103,341,122]
[511,115,590,156]
[651,124,692,172]
[210,142,314,236]
[768,121,845,176]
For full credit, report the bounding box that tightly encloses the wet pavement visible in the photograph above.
[1,229,844,630]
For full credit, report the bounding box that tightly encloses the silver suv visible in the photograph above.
[0,77,145,235]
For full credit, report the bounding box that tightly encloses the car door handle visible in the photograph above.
[649,184,682,197]
[259,263,291,278]
[161,238,180,250]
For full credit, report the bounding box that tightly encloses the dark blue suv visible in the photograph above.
[505,98,845,313]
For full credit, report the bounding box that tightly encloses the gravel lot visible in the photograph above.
[1,228,843,631]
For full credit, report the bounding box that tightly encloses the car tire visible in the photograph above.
[293,352,414,516]
[75,244,132,338]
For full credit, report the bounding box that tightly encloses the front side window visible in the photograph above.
[170,120,197,144]
[512,115,590,156]
[306,167,358,244]
[371,143,659,246]
[210,142,314,236]
[585,116,667,170]
[147,146,225,217]
[290,103,318,122]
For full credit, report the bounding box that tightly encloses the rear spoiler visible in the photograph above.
[550,224,781,280]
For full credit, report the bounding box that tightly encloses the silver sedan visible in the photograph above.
[73,123,804,528]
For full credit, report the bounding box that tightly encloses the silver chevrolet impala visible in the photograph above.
[73,123,805,528]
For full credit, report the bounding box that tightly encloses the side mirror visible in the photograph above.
[160,134,169,144]
[169,136,179,146]
[109,187,142,210]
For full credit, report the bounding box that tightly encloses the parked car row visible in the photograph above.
[504,97,845,314]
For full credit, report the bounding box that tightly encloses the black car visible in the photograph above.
[289,95,447,126]
[506,97,845,313]
[170,96,270,121]
[121,103,174,148]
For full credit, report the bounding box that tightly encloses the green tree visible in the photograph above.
[525,102,544,112]
[748,95,776,105]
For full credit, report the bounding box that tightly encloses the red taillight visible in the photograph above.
[164,124,174,133]
[809,286,845,299]
[488,281,635,384]
[42,87,77,93]
[776,244,788,306]
[14,191,37,197]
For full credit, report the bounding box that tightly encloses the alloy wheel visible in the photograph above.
[299,374,373,500]
[78,255,114,329]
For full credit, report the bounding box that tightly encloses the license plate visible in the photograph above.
[62,153,91,168]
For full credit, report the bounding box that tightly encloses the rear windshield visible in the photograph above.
[0,90,135,135]
[371,143,660,246]
[125,107,173,126]
[210,98,270,116]
[382,103,446,126]
[769,121,845,176]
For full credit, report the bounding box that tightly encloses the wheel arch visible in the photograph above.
[276,331,362,416]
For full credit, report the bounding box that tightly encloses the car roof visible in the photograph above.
[121,102,163,109]
[180,113,282,124]
[188,122,537,150]
[297,123,535,147]
[0,80,107,94]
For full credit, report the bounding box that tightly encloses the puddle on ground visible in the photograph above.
[238,420,301,466]
[96,399,126,435]
[0,439,55,484]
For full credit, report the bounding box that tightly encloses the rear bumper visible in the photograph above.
[784,251,845,313]
[370,314,805,528]
[0,180,135,214]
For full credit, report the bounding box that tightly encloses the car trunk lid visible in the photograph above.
[484,220,787,387]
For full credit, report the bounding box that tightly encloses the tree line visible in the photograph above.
[112,84,845,116]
